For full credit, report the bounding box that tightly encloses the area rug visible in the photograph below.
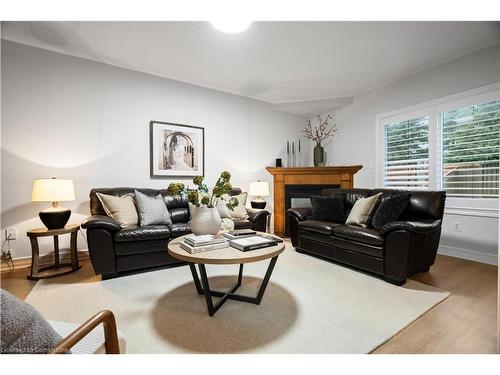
[25,245,450,353]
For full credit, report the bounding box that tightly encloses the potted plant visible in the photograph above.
[167,171,238,235]
[303,114,337,166]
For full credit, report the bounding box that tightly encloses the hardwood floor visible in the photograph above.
[373,255,498,354]
[1,253,497,353]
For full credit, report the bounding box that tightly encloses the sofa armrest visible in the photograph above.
[380,219,441,236]
[246,208,270,232]
[81,215,121,232]
[246,208,269,222]
[287,207,312,222]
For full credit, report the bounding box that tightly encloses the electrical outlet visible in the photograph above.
[6,228,17,240]
[452,221,461,232]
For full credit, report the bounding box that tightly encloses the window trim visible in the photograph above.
[375,82,500,214]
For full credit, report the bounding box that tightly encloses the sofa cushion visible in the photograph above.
[171,222,191,238]
[134,190,172,227]
[345,193,382,228]
[96,192,138,228]
[322,188,372,214]
[169,207,190,224]
[114,225,171,242]
[228,193,249,219]
[332,225,385,246]
[371,193,410,230]
[216,194,233,219]
[300,231,384,259]
[309,194,346,222]
[299,219,344,235]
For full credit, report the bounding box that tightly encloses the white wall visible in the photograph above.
[321,43,500,264]
[1,41,307,259]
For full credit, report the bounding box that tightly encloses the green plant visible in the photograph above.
[167,171,238,210]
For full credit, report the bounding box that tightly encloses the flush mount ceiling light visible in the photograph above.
[210,20,252,33]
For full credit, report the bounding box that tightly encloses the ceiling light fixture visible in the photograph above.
[210,20,252,33]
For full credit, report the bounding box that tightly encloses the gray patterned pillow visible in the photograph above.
[134,190,172,226]
[1,289,64,354]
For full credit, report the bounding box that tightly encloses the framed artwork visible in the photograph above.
[150,121,205,178]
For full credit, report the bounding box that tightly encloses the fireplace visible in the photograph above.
[266,166,362,236]
[284,184,340,236]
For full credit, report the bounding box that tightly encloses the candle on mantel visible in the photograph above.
[298,140,301,152]
[287,141,289,154]
[292,141,295,154]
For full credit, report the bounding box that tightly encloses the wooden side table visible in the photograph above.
[26,223,81,280]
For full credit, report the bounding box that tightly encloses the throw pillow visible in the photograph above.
[371,193,410,231]
[1,289,64,354]
[345,192,382,228]
[228,192,249,219]
[96,192,138,228]
[134,190,172,226]
[309,194,346,222]
[216,194,233,219]
[188,202,196,220]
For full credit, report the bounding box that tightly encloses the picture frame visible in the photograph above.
[149,121,205,178]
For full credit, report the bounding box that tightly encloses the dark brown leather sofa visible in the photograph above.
[287,188,446,285]
[81,187,269,279]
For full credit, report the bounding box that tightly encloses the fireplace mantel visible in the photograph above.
[266,165,363,236]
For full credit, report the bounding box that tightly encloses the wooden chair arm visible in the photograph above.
[50,310,120,354]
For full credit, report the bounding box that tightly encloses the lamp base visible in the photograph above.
[250,200,266,209]
[39,207,71,229]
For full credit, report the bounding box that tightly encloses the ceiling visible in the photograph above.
[2,21,500,116]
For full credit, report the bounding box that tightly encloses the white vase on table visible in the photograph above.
[190,206,222,235]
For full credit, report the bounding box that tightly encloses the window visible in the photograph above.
[378,85,500,200]
[383,115,430,189]
[437,101,499,198]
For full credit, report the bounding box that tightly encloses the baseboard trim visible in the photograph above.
[0,250,90,274]
[438,245,497,266]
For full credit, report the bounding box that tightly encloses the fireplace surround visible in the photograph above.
[266,166,362,236]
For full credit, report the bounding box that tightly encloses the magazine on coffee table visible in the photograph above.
[180,241,229,254]
[229,236,278,252]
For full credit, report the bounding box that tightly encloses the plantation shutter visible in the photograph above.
[383,115,430,189]
[438,100,500,198]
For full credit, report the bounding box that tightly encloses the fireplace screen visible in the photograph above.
[290,197,312,208]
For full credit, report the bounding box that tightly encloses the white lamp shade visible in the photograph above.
[248,181,270,197]
[32,178,75,202]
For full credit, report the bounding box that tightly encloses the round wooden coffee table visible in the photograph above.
[168,233,285,316]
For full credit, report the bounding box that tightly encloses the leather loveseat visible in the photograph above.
[287,188,446,285]
[81,187,269,279]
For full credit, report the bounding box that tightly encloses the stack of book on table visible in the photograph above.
[223,229,283,252]
[180,234,229,254]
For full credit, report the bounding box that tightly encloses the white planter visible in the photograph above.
[190,206,222,235]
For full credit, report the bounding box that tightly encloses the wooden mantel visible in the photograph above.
[266,166,363,236]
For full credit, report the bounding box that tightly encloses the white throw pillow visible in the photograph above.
[345,193,382,228]
[96,193,138,228]
[216,194,233,219]
[228,192,249,219]
[188,202,196,220]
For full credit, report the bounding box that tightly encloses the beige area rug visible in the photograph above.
[25,245,450,353]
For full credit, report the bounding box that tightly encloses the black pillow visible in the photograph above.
[309,194,346,222]
[371,193,410,231]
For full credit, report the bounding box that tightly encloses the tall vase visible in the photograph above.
[313,145,325,167]
[190,206,222,235]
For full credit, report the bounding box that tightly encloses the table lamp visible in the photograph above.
[248,181,270,209]
[32,178,75,229]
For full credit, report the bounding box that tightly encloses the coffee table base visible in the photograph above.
[188,256,278,316]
